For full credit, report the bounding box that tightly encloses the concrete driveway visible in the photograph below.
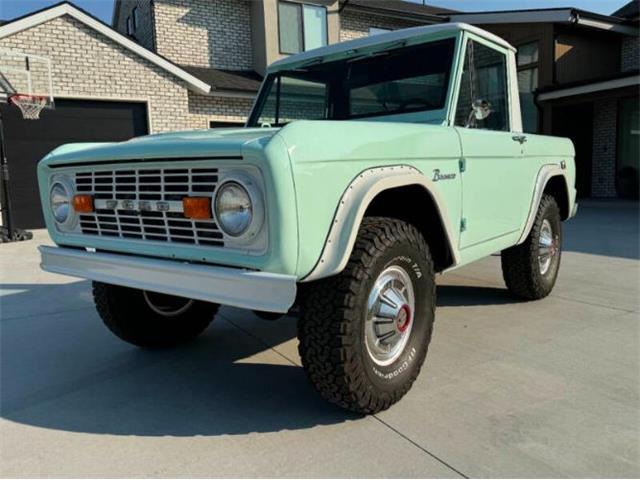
[1,200,638,478]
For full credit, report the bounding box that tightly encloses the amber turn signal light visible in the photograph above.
[183,197,212,219]
[72,194,94,213]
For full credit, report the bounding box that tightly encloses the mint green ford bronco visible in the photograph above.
[38,23,576,414]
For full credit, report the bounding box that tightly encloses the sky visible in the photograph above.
[0,0,632,24]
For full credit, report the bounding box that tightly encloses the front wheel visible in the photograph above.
[298,218,436,414]
[93,282,219,348]
[501,194,562,300]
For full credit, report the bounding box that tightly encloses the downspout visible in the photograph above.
[150,0,158,52]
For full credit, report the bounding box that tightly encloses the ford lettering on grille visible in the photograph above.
[74,166,222,246]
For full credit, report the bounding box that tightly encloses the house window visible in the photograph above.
[278,2,327,54]
[455,40,510,132]
[517,41,539,133]
[369,27,391,36]
[132,7,139,30]
[210,121,245,128]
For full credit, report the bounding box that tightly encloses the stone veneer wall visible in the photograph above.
[591,98,618,198]
[621,35,640,72]
[153,0,253,69]
[0,14,258,132]
[113,0,156,51]
[339,9,422,42]
[187,92,254,128]
[0,15,193,132]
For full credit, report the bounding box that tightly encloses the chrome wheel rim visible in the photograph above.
[143,291,194,317]
[365,265,415,366]
[538,219,559,275]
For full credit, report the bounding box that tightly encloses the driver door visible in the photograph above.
[454,38,526,250]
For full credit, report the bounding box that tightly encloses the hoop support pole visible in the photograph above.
[0,107,15,237]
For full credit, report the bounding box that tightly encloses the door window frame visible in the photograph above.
[448,32,522,133]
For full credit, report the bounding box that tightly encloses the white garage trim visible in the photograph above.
[0,3,211,94]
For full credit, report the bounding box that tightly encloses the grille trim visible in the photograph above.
[75,166,223,247]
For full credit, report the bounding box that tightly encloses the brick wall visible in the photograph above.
[0,15,192,133]
[154,0,253,69]
[113,0,156,51]
[187,92,254,128]
[339,9,422,42]
[621,35,640,72]
[591,98,618,198]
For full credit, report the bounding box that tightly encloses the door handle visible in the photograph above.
[512,135,527,144]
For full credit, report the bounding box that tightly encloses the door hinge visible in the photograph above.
[460,217,467,232]
[459,157,466,173]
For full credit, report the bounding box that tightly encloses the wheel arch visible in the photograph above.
[517,164,574,245]
[300,166,459,282]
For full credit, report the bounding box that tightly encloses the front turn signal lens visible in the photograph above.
[72,194,94,213]
[183,197,212,219]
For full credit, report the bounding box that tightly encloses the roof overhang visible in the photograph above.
[449,8,639,36]
[339,0,446,23]
[537,74,640,101]
[0,2,211,94]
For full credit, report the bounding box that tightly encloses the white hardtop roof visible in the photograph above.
[268,23,515,73]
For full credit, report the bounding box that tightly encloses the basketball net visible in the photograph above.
[9,93,47,120]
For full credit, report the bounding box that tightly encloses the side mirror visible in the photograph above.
[466,99,492,128]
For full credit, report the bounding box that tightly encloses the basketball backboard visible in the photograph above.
[0,49,54,119]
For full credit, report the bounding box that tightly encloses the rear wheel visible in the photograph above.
[298,218,435,414]
[93,282,219,348]
[501,194,562,300]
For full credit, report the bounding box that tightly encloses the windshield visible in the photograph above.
[248,38,456,127]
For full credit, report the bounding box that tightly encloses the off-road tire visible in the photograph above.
[298,217,436,414]
[93,282,219,348]
[501,194,562,300]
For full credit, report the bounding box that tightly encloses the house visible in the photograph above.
[0,0,636,230]
[0,0,452,229]
[110,0,455,128]
[449,2,640,199]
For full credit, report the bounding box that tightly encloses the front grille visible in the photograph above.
[75,166,223,247]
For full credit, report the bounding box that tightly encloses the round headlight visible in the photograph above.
[214,181,253,237]
[50,182,71,223]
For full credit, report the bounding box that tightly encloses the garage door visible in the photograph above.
[0,99,148,229]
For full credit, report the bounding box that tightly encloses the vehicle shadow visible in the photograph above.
[0,282,358,437]
[0,278,524,438]
[437,284,516,307]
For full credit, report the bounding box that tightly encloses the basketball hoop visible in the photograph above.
[9,93,48,120]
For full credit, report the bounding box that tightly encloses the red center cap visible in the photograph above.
[396,304,412,333]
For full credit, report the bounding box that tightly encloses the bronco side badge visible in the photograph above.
[432,169,457,182]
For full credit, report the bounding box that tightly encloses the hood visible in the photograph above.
[41,128,280,167]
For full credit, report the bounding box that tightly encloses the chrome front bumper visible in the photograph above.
[39,246,297,313]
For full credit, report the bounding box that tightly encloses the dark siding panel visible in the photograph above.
[1,99,148,229]
[555,31,622,85]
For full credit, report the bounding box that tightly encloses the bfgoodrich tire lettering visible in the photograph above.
[501,194,562,300]
[298,217,436,414]
[93,282,219,348]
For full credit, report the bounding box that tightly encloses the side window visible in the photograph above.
[454,40,510,131]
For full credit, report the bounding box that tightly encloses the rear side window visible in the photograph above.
[346,39,455,118]
[455,40,510,131]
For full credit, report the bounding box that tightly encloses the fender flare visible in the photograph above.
[301,165,460,282]
[516,164,574,245]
